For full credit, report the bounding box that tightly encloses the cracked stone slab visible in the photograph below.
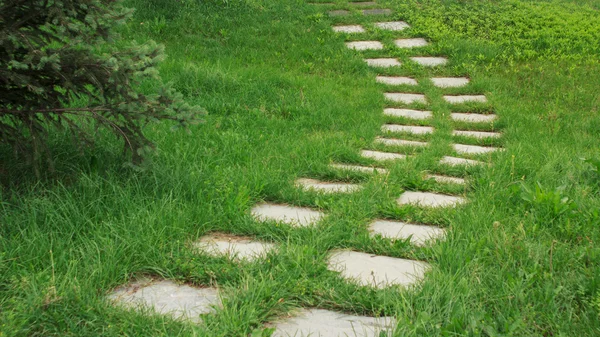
[346,41,384,50]
[368,219,445,245]
[397,191,466,208]
[451,113,497,123]
[333,25,366,33]
[362,8,392,15]
[328,9,350,16]
[251,203,324,227]
[440,156,485,167]
[374,21,410,31]
[375,137,428,147]
[394,38,428,48]
[361,150,406,161]
[383,108,432,120]
[364,58,401,67]
[382,124,433,135]
[328,250,430,288]
[271,308,396,337]
[431,77,470,88]
[384,93,426,104]
[452,130,501,139]
[453,144,502,155]
[108,279,219,323]
[376,76,417,86]
[410,57,448,67]
[193,234,276,261]
[425,174,466,185]
[330,163,389,174]
[296,178,362,194]
[444,95,487,104]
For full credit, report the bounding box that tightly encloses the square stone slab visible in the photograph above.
[410,57,448,67]
[374,21,410,31]
[368,219,445,245]
[361,149,406,161]
[443,95,487,104]
[296,178,362,194]
[397,191,466,208]
[376,76,417,86]
[450,113,497,123]
[271,308,396,337]
[108,279,219,323]
[251,203,325,227]
[431,77,470,88]
[375,137,428,147]
[453,143,502,155]
[452,130,501,139]
[394,38,428,48]
[384,93,426,104]
[362,8,392,15]
[439,156,485,167]
[193,233,276,261]
[330,163,389,174]
[328,9,350,16]
[382,124,433,135]
[346,41,384,50]
[333,25,366,33]
[383,108,432,120]
[328,250,429,288]
[364,58,401,68]
[425,174,466,185]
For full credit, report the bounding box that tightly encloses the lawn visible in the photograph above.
[1,0,599,336]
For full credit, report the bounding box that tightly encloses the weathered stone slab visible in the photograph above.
[397,191,466,208]
[296,178,362,194]
[368,219,445,245]
[361,150,406,161]
[383,108,432,120]
[394,38,428,48]
[381,124,433,135]
[362,8,392,15]
[374,21,410,31]
[431,77,470,88]
[376,76,417,86]
[251,203,324,227]
[330,163,389,174]
[452,130,501,139]
[384,93,426,104]
[333,25,366,33]
[425,174,465,185]
[328,9,350,16]
[271,308,396,337]
[453,144,502,155]
[328,250,429,288]
[346,41,384,50]
[108,279,219,323]
[194,234,276,261]
[375,137,428,147]
[439,156,485,167]
[443,95,487,104]
[364,58,401,67]
[450,113,497,123]
[349,1,377,6]
[410,57,448,67]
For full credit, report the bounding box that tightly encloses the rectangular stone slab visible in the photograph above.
[295,178,362,193]
[431,77,470,88]
[394,38,428,48]
[333,25,366,33]
[376,76,417,86]
[374,21,410,31]
[251,203,325,227]
[330,163,389,174]
[453,143,502,155]
[425,174,466,185]
[364,58,401,67]
[362,8,392,15]
[439,156,485,167]
[410,57,448,67]
[194,234,276,261]
[375,137,428,147]
[450,113,497,123]
[443,95,487,104]
[368,219,445,245]
[384,93,426,104]
[383,108,432,119]
[349,1,377,6]
[346,41,384,50]
[328,9,350,16]
[397,191,466,208]
[452,130,501,139]
[382,124,433,135]
[361,149,406,161]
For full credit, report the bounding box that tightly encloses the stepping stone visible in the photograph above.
[382,124,433,135]
[333,25,365,33]
[330,163,389,174]
[271,308,396,337]
[362,8,392,15]
[397,191,466,208]
[374,21,410,31]
[375,137,428,147]
[410,57,448,67]
[368,219,445,245]
[328,250,429,288]
[450,113,497,123]
[394,38,428,48]
[346,41,384,50]
[328,9,350,16]
[431,77,470,88]
[453,143,502,155]
[364,58,401,68]
[425,174,466,185]
[194,234,276,261]
[439,156,485,167]
[296,178,361,194]
[384,93,426,104]
[383,108,432,120]
[361,149,406,161]
[349,1,378,6]
[376,76,417,86]
[108,279,219,323]
[443,95,487,104]
[251,203,324,227]
[452,130,501,139]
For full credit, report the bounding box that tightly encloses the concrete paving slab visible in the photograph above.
[346,41,384,50]
[397,191,466,208]
[328,9,350,16]
[382,124,433,135]
[374,21,410,31]
[349,1,377,6]
[443,95,487,104]
[431,77,470,88]
[425,174,466,185]
[375,137,428,147]
[452,130,501,139]
[330,163,389,174]
[251,203,325,227]
[383,108,432,119]
[384,93,426,104]
[368,219,445,245]
[394,38,428,48]
[296,178,362,194]
[364,58,401,67]
[193,234,276,261]
[450,113,497,123]
[361,150,406,161]
[453,144,502,155]
[362,8,392,15]
[410,57,448,67]
[439,156,485,167]
[376,76,417,86]
[333,25,366,33]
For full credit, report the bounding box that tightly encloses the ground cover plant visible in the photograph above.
[0,0,599,336]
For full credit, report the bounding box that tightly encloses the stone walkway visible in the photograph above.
[108,1,502,335]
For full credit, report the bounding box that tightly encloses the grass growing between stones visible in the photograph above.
[1,0,600,335]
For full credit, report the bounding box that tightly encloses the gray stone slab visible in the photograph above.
[450,113,497,123]
[330,163,389,174]
[346,41,384,50]
[431,77,470,88]
[443,95,487,104]
[271,308,396,337]
[374,21,410,31]
[382,124,433,135]
[425,174,466,185]
[362,8,392,15]
[375,137,428,147]
[349,1,377,6]
[108,279,219,323]
[453,143,502,155]
[383,108,432,120]
[333,25,366,33]
[251,203,324,227]
[439,156,485,167]
[410,57,448,67]
[364,58,401,68]
[361,149,406,161]
[368,219,445,245]
[194,234,276,261]
[384,93,426,104]
[394,38,428,48]
[376,76,417,86]
[397,191,466,208]
[296,178,362,194]
[328,10,350,16]
[452,130,501,139]
[328,250,430,288]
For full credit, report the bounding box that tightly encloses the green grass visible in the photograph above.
[1,0,600,335]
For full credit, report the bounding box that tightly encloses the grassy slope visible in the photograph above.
[1,0,599,335]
